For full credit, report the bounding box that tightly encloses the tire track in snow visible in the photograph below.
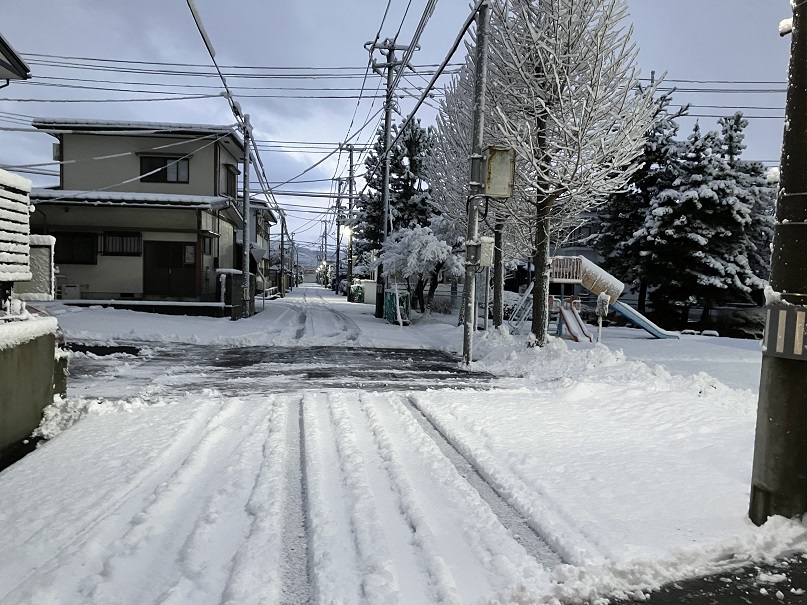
[327,393,410,605]
[362,393,554,601]
[75,398,269,605]
[0,396,231,604]
[218,395,308,605]
[302,392,363,604]
[402,394,564,569]
[152,398,278,605]
[278,395,311,604]
[410,393,610,567]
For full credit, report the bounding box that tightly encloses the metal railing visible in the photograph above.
[550,256,583,284]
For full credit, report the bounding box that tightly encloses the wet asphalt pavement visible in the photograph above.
[66,342,495,396]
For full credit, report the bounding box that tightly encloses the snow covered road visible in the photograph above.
[0,386,561,604]
[4,286,806,603]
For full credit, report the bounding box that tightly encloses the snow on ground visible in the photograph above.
[1,283,802,604]
[42,285,461,350]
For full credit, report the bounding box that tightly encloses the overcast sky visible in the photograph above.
[0,0,793,247]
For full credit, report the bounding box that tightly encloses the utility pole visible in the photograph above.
[241,114,252,318]
[289,231,295,290]
[346,144,355,299]
[322,220,328,285]
[749,6,807,525]
[366,38,412,318]
[462,1,490,365]
[280,216,286,298]
[335,179,343,292]
[493,215,505,327]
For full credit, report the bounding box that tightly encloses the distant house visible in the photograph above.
[29,119,277,303]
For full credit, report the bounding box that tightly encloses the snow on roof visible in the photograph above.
[31,118,246,157]
[0,316,58,350]
[32,118,239,136]
[30,188,235,209]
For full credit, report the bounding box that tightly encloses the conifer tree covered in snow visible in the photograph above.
[717,112,775,288]
[353,119,437,256]
[592,94,688,312]
[641,122,762,320]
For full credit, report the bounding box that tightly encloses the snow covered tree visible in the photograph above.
[592,94,688,311]
[485,0,656,345]
[717,112,775,289]
[353,119,437,256]
[375,221,464,313]
[642,123,761,321]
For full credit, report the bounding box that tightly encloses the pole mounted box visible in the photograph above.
[479,236,495,268]
[482,145,516,199]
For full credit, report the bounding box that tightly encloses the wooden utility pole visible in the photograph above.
[749,7,807,525]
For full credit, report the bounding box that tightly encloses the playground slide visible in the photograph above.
[611,301,679,339]
[559,306,594,342]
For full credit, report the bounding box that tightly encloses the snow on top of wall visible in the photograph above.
[0,316,58,350]
[29,234,55,246]
[0,168,32,194]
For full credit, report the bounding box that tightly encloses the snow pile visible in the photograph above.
[34,395,167,440]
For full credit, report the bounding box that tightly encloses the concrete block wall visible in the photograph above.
[0,332,55,453]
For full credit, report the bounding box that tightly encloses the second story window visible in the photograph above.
[140,156,189,183]
[225,165,238,199]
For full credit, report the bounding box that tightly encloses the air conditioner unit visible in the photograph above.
[61,284,81,300]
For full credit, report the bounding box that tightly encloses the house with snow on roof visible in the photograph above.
[28,118,277,314]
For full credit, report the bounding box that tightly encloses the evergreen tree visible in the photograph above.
[353,125,386,256]
[592,94,687,311]
[353,119,437,256]
[717,113,775,289]
[643,123,759,321]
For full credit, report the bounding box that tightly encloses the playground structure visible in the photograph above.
[507,256,679,341]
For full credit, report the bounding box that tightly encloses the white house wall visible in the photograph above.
[61,255,142,298]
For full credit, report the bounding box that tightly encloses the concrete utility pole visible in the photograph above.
[749,6,807,525]
[461,1,490,365]
[346,144,355,298]
[241,114,252,318]
[335,179,343,292]
[280,216,286,298]
[366,38,412,319]
[322,219,328,285]
[289,231,295,290]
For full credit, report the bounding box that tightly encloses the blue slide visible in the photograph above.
[610,301,679,339]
